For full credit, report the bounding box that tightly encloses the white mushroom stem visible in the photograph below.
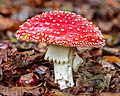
[44,44,83,90]
[54,48,74,89]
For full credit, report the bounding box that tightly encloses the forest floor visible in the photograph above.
[0,0,120,96]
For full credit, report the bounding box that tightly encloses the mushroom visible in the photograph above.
[16,11,105,90]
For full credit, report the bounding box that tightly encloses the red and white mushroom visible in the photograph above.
[16,11,105,89]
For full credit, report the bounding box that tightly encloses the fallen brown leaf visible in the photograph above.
[103,56,120,63]
[100,93,120,96]
[0,17,14,31]
[0,49,8,65]
[49,89,73,96]
[0,41,10,49]
[0,86,41,96]
[103,47,120,56]
[0,67,3,81]
[106,0,120,8]
[49,89,120,96]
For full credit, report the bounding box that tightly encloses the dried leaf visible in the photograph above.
[46,80,59,89]
[0,41,10,49]
[0,86,41,96]
[34,65,51,81]
[103,34,118,46]
[50,89,120,96]
[103,34,111,39]
[103,47,120,56]
[12,52,44,68]
[0,49,8,65]
[64,86,86,95]
[106,0,120,8]
[98,21,112,31]
[47,89,73,96]
[103,56,120,63]
[0,17,14,31]
[0,67,3,81]
[109,71,120,92]
[0,5,13,15]
[101,59,115,70]
[100,93,120,96]
[77,60,112,90]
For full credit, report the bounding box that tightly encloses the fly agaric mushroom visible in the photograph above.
[16,11,105,90]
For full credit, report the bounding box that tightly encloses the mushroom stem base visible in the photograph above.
[54,60,74,89]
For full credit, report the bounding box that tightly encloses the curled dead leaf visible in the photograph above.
[0,17,14,31]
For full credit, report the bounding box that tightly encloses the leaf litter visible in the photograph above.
[0,0,120,95]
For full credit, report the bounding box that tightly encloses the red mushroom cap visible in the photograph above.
[16,11,105,47]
